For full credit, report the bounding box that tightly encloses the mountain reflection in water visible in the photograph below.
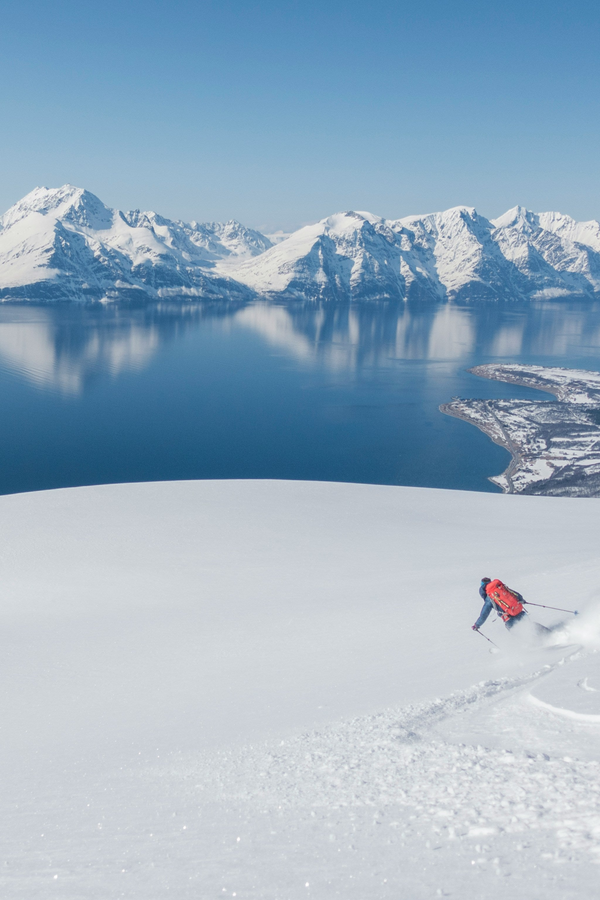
[0,299,598,495]
[0,302,242,394]
[1,300,599,394]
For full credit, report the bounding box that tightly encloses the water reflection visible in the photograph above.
[0,315,160,394]
[234,299,600,369]
[0,299,600,394]
[233,302,477,368]
[0,302,242,394]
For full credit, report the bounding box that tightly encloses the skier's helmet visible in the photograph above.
[481,577,491,583]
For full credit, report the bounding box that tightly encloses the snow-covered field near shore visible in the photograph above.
[1,479,600,899]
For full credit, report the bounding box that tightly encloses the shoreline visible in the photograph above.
[440,364,600,497]
[439,399,524,493]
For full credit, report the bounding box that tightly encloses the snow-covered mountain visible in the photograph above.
[232,206,600,302]
[1,185,600,302]
[0,185,270,302]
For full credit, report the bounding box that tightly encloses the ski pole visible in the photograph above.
[474,628,498,648]
[524,602,578,615]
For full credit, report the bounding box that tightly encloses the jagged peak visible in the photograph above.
[1,184,113,231]
[411,205,475,219]
[22,183,84,205]
[123,209,174,230]
[536,210,574,226]
[442,205,478,218]
[490,207,600,252]
[537,210,600,233]
[312,210,383,233]
[207,219,268,236]
[397,206,482,229]
[537,211,600,251]
[248,211,388,255]
[491,206,540,231]
[1,184,80,226]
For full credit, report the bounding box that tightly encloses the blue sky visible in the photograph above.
[1,0,599,230]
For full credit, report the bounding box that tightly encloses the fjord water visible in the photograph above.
[0,299,599,496]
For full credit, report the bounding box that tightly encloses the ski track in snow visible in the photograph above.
[126,649,600,899]
[6,653,600,899]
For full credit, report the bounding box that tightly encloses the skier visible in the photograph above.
[472,577,527,631]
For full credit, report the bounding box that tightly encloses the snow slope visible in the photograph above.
[0,185,270,302]
[1,478,600,898]
[2,186,600,303]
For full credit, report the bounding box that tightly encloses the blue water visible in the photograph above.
[0,299,599,495]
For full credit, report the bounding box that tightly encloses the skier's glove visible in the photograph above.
[471,624,479,631]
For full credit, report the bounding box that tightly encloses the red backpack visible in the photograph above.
[485,579,524,621]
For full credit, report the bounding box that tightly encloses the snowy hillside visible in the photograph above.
[0,185,270,302]
[2,185,600,302]
[2,478,600,898]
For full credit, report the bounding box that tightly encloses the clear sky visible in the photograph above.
[1,0,599,231]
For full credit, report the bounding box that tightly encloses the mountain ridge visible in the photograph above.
[1,185,599,303]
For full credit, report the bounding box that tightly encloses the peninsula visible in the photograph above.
[441,364,600,496]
